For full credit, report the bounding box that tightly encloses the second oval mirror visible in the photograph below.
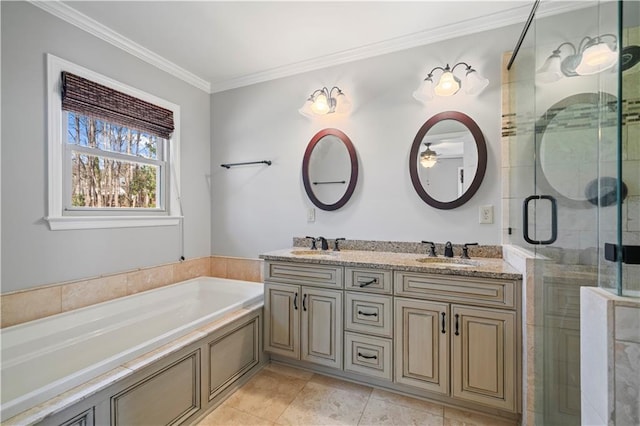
[409,111,487,209]
[302,128,358,211]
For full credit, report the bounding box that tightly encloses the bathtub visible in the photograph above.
[0,277,264,422]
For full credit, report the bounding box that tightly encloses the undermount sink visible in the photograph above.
[416,257,480,267]
[290,250,336,256]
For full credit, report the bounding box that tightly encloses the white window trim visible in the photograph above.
[45,54,182,230]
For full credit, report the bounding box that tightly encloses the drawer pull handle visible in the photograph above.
[358,352,378,360]
[441,312,446,334]
[293,293,298,310]
[359,278,378,288]
[358,310,378,317]
[303,294,307,311]
[455,314,460,336]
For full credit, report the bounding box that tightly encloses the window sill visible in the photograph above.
[45,215,182,230]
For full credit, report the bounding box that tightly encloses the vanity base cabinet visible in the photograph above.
[394,298,449,395]
[451,305,517,412]
[264,281,343,369]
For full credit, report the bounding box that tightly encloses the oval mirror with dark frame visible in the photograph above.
[409,111,487,209]
[302,128,358,211]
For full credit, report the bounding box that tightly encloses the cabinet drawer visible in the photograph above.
[344,332,392,381]
[345,293,393,337]
[345,268,392,294]
[394,271,516,309]
[265,262,343,288]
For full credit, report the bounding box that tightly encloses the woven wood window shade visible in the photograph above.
[61,72,174,139]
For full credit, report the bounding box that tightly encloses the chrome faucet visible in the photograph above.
[444,241,454,258]
[317,236,329,251]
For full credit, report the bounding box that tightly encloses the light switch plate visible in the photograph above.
[307,208,315,223]
[479,205,493,224]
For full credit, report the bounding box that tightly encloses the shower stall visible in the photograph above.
[504,0,638,424]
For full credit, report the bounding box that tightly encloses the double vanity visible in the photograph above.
[261,241,522,420]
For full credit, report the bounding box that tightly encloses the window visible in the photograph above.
[46,54,181,230]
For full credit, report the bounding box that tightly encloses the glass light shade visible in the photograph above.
[536,52,564,83]
[433,71,461,96]
[334,92,352,114]
[310,92,331,115]
[298,98,315,118]
[420,145,438,168]
[413,78,434,102]
[464,69,489,95]
[575,42,617,75]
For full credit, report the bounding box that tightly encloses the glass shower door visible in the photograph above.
[505,1,624,424]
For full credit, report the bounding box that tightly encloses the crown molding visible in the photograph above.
[30,0,591,95]
[211,1,592,93]
[29,0,211,93]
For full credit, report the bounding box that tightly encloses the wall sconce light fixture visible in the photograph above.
[536,34,618,83]
[299,86,351,117]
[420,143,438,168]
[413,62,489,102]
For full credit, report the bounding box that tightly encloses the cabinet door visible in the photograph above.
[301,287,343,369]
[451,305,516,412]
[394,298,449,394]
[264,282,300,359]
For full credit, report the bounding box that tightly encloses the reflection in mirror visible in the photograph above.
[537,92,618,208]
[410,111,486,209]
[302,128,358,211]
[417,120,478,203]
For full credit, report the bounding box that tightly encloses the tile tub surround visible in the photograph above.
[292,237,503,259]
[262,247,520,281]
[197,362,519,426]
[1,256,263,328]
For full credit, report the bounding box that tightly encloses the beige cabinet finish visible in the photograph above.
[264,282,300,358]
[394,272,515,309]
[301,287,343,368]
[344,332,392,381]
[345,267,393,294]
[265,262,342,289]
[394,297,449,394]
[264,278,343,369]
[451,305,517,412]
[345,292,393,338]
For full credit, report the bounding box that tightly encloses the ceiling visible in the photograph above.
[47,1,577,93]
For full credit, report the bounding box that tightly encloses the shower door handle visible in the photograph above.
[523,195,557,245]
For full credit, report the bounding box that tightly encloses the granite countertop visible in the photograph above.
[260,248,522,280]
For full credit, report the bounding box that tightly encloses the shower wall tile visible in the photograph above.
[615,341,640,425]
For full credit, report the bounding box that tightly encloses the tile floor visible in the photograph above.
[197,362,518,426]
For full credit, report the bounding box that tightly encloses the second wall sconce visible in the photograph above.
[299,86,352,117]
[413,62,489,103]
[536,34,618,83]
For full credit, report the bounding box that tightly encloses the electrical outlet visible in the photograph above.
[307,208,315,223]
[479,205,494,224]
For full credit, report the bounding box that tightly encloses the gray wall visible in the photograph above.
[1,2,211,292]
[211,24,521,258]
